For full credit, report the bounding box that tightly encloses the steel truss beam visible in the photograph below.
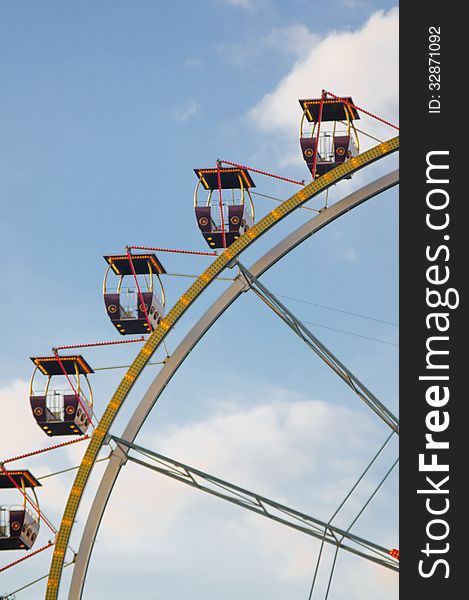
[236,261,399,434]
[112,436,398,572]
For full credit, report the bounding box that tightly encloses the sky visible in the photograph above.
[0,2,398,598]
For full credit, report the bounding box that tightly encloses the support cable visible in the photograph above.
[307,431,395,599]
[312,458,399,598]
[345,457,399,534]
[338,121,383,143]
[273,293,398,327]
[300,318,398,347]
[329,431,395,524]
[165,272,235,281]
[37,457,110,482]
[251,190,319,213]
[93,361,165,372]
[237,261,399,433]
[2,560,74,598]
[162,339,170,358]
[324,546,340,600]
[308,528,328,598]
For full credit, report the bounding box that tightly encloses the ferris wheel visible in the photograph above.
[0,91,399,600]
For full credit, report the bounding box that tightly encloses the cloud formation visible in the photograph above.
[0,380,46,456]
[173,101,198,122]
[224,0,257,9]
[90,392,396,598]
[222,24,319,67]
[0,381,396,598]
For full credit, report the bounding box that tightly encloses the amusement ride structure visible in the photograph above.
[0,91,400,599]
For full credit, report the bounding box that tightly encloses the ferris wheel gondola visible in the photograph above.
[194,166,255,249]
[103,253,166,335]
[29,355,94,436]
[0,470,41,551]
[299,95,360,178]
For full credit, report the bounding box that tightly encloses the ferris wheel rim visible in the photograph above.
[68,168,399,599]
[45,138,399,599]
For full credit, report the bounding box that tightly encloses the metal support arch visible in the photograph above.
[66,167,399,599]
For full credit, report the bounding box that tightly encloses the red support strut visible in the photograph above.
[324,89,399,131]
[0,465,56,533]
[310,91,325,180]
[126,248,153,331]
[219,159,305,187]
[129,245,217,257]
[54,338,145,351]
[216,160,227,249]
[0,541,54,574]
[3,435,90,465]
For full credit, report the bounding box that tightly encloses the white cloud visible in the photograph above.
[184,57,203,69]
[0,380,46,456]
[265,25,319,58]
[92,392,397,598]
[220,24,319,68]
[248,8,399,167]
[225,0,256,8]
[341,0,370,7]
[173,101,198,122]
[0,380,396,598]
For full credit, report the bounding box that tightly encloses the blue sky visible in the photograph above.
[1,2,398,598]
